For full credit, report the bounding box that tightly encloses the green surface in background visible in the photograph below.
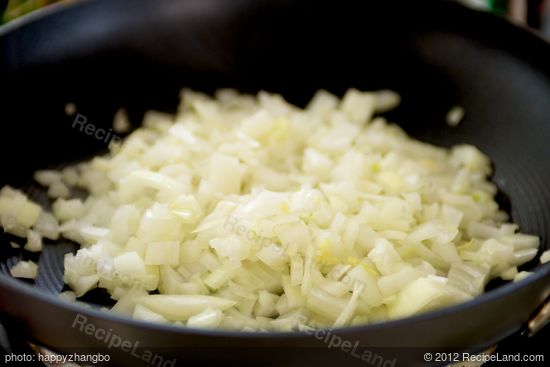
[2,0,62,24]
[488,0,510,15]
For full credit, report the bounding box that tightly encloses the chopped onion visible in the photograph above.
[10,260,38,279]
[0,89,541,331]
[136,294,236,321]
[446,106,465,127]
[24,229,42,252]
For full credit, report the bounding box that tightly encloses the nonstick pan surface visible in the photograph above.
[0,0,549,366]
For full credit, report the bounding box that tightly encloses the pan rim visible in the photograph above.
[1,0,550,48]
[0,0,90,37]
[0,0,550,344]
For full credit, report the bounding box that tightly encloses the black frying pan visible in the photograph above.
[0,0,549,366]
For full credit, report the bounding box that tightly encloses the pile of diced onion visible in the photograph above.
[0,88,545,331]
